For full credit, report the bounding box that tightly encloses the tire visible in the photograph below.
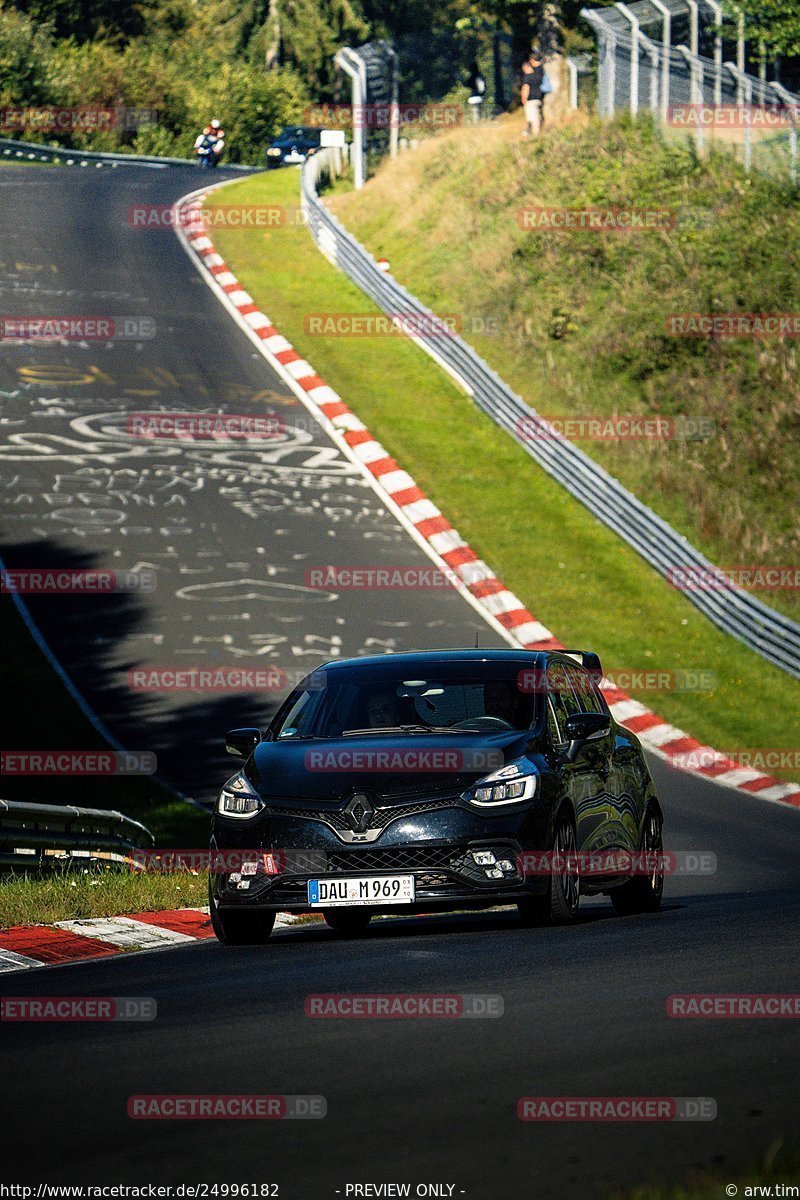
[518,810,580,927]
[610,806,664,915]
[209,881,275,945]
[323,909,372,935]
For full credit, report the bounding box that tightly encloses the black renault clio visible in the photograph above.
[209,649,664,944]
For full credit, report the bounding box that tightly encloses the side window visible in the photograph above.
[546,697,565,746]
[567,664,602,714]
[548,660,581,718]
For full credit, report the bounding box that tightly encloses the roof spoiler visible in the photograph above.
[561,650,603,680]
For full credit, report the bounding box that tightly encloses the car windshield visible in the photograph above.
[273,669,536,740]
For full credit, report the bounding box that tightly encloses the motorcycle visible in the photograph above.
[196,131,224,169]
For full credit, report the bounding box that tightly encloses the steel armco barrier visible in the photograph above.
[0,799,153,872]
[0,135,259,171]
[301,149,800,678]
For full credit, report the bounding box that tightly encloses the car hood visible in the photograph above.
[247,730,539,803]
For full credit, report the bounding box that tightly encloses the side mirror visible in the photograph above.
[225,727,261,759]
[563,712,611,761]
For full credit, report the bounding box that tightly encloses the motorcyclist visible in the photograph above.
[194,119,225,168]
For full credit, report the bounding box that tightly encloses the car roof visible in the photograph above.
[312,648,547,674]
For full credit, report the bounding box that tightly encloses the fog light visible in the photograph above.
[473,850,496,866]
[485,867,504,879]
[497,859,514,873]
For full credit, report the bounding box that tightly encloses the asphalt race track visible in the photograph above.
[0,163,502,799]
[1,163,799,1197]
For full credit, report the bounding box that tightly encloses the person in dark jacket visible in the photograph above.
[520,50,545,137]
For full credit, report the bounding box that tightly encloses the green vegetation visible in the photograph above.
[0,869,207,930]
[331,114,800,620]
[208,166,799,780]
[612,1144,800,1200]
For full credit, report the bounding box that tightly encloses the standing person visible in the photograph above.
[467,60,486,122]
[520,49,545,138]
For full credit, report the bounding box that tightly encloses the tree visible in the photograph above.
[721,0,800,57]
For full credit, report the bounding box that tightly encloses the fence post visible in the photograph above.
[686,0,699,56]
[703,0,724,105]
[567,57,579,109]
[677,46,704,149]
[725,63,751,169]
[649,0,672,121]
[615,3,640,115]
[335,48,366,189]
[769,80,798,185]
[639,34,661,114]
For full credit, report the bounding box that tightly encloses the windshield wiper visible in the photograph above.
[342,724,477,736]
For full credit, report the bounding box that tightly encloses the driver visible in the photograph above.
[483,680,519,725]
[366,688,404,728]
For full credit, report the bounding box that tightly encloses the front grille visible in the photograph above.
[325,846,462,874]
[266,797,458,833]
[267,804,350,831]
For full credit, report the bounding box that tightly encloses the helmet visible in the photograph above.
[210,119,221,130]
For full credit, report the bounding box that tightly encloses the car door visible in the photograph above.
[546,660,608,854]
[569,663,639,855]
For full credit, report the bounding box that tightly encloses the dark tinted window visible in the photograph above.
[547,660,581,718]
[566,663,604,714]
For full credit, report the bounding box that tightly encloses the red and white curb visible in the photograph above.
[0,909,307,973]
[172,185,799,812]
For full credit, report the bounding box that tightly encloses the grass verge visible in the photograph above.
[0,870,207,930]
[611,1144,799,1200]
[207,167,799,781]
[331,113,800,622]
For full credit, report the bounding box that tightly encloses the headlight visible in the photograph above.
[216,774,264,819]
[463,774,536,808]
[267,148,281,156]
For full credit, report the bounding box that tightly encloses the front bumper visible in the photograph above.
[211,792,551,913]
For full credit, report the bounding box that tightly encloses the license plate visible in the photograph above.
[307,874,415,907]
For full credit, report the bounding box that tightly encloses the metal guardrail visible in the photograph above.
[0,135,259,171]
[301,149,800,678]
[0,800,153,873]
